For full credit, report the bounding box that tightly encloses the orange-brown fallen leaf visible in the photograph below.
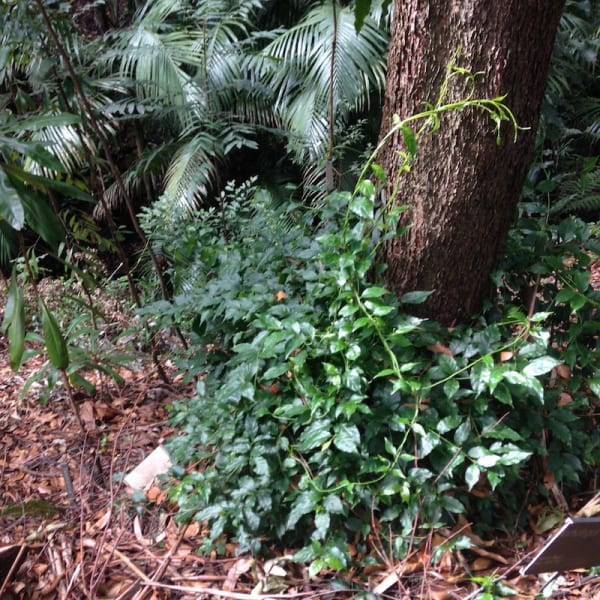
[223,557,254,591]
[427,343,453,356]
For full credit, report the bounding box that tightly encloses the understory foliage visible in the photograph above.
[536,0,600,217]
[140,95,600,567]
[1,0,600,577]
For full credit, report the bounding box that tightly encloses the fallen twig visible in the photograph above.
[139,580,355,599]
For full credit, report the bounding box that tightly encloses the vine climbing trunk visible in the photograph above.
[379,0,565,325]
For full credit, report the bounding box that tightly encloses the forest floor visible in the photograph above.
[1,281,600,599]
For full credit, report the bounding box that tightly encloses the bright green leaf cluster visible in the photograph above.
[145,176,557,567]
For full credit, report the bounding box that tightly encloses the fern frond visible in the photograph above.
[552,165,600,215]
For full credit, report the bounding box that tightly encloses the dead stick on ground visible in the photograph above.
[130,526,188,600]
[139,581,345,599]
[82,421,133,597]
[0,545,27,598]
[107,544,153,583]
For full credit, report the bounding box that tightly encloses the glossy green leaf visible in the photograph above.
[333,423,361,453]
[364,299,394,316]
[287,490,318,530]
[503,370,544,404]
[470,359,491,396]
[442,378,460,400]
[414,426,438,458]
[441,495,465,514]
[323,494,344,514]
[465,464,480,491]
[299,420,331,452]
[39,300,69,370]
[393,315,423,334]
[1,270,18,334]
[19,185,64,249]
[399,290,433,304]
[69,371,96,395]
[589,377,600,397]
[1,163,93,203]
[436,415,461,434]
[2,112,80,134]
[314,511,330,539]
[497,446,531,466]
[493,382,513,406]
[349,194,373,220]
[24,144,65,172]
[522,356,562,378]
[370,162,386,182]
[569,293,587,311]
[361,286,388,299]
[477,454,500,468]
[409,467,433,484]
[454,421,471,445]
[0,168,25,230]
[555,288,575,304]
[342,367,365,392]
[263,363,289,380]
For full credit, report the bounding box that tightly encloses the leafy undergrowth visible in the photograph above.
[1,338,600,599]
[2,248,600,598]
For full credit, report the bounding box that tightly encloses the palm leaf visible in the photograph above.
[252,1,388,166]
[162,132,221,213]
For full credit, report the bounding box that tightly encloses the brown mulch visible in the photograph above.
[2,283,600,598]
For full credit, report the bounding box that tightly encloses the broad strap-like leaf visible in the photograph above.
[0,167,25,230]
[17,183,65,250]
[39,299,69,370]
[6,271,25,371]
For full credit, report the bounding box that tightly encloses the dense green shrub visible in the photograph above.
[497,196,600,493]
[138,174,582,566]
[137,90,600,569]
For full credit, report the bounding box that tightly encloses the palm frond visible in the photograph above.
[162,132,221,213]
[24,121,95,175]
[96,142,172,219]
[252,1,388,166]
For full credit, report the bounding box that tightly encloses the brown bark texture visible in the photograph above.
[379,0,565,325]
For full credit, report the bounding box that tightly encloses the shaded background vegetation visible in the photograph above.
[2,0,600,570]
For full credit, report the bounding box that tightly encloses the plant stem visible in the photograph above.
[61,369,85,434]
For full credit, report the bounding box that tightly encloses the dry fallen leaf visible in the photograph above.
[373,560,423,594]
[183,520,201,539]
[558,391,573,406]
[88,509,112,533]
[427,343,453,356]
[554,364,571,380]
[223,557,254,591]
[429,586,456,600]
[455,516,496,548]
[471,557,493,571]
[470,546,509,565]
[79,400,96,431]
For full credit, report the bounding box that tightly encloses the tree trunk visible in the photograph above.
[379,0,564,325]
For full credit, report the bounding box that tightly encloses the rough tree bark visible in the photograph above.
[379,1,565,325]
